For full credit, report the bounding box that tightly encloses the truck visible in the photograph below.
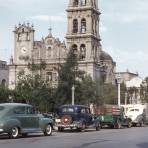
[95,105,132,129]
[122,104,148,127]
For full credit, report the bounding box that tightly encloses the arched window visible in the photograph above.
[26,32,30,41]
[80,44,86,60]
[18,33,21,41]
[80,0,87,6]
[46,72,52,82]
[73,0,79,6]
[81,18,86,33]
[72,44,78,56]
[22,28,25,33]
[73,19,78,33]
[1,79,6,87]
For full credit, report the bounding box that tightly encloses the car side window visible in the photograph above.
[81,108,86,114]
[86,108,91,114]
[27,107,35,114]
[14,106,26,114]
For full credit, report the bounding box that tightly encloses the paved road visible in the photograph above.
[0,127,148,148]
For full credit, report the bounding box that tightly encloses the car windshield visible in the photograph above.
[129,109,139,112]
[61,107,74,113]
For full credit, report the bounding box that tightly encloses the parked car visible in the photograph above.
[0,103,54,138]
[55,105,101,132]
[123,104,146,127]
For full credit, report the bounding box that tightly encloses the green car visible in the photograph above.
[0,103,53,138]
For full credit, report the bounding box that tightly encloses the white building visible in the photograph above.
[126,77,143,104]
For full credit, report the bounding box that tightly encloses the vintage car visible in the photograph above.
[98,105,132,129]
[0,103,53,138]
[55,105,101,132]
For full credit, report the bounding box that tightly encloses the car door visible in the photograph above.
[13,106,28,129]
[85,108,93,125]
[26,106,39,129]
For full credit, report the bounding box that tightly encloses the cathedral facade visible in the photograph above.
[9,0,116,89]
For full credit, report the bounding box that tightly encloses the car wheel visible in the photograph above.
[78,122,86,132]
[58,127,64,132]
[44,124,52,136]
[127,121,132,128]
[114,120,121,129]
[22,133,28,137]
[139,120,144,127]
[9,127,19,139]
[96,123,101,131]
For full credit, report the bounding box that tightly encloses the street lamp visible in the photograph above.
[116,73,121,107]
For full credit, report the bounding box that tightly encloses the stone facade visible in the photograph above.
[0,60,9,86]
[116,71,143,104]
[117,71,138,83]
[9,0,116,89]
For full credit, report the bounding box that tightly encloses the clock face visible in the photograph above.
[21,47,27,54]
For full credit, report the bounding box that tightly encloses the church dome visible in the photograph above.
[100,50,113,61]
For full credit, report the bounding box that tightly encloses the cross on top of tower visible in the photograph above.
[48,27,52,37]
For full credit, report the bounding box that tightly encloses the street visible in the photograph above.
[0,127,148,148]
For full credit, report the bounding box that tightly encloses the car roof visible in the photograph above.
[0,103,32,107]
[59,104,89,108]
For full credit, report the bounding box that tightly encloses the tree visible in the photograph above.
[0,85,10,103]
[95,81,127,105]
[75,75,97,105]
[14,71,53,112]
[54,50,85,107]
[140,77,148,103]
[102,83,117,104]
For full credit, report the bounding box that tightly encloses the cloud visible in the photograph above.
[103,47,148,77]
[101,0,148,24]
[27,14,66,22]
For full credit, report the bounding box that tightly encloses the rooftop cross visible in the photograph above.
[48,27,52,37]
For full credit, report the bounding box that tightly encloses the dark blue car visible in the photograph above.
[55,105,101,132]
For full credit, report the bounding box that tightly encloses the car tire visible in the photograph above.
[78,122,86,132]
[22,133,28,137]
[139,120,144,127]
[58,127,64,132]
[127,120,132,128]
[96,123,101,131]
[9,127,19,139]
[114,120,121,129]
[44,124,52,136]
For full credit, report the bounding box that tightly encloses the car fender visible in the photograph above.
[3,119,21,132]
[39,117,53,129]
[93,118,100,127]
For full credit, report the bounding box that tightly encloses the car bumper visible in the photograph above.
[0,128,4,133]
[55,123,81,128]
[132,120,140,124]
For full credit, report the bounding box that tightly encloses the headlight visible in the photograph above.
[55,119,61,123]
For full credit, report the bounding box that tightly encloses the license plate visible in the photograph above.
[55,119,61,123]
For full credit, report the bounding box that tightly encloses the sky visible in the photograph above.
[0,0,148,78]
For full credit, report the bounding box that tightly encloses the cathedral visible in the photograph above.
[9,0,116,89]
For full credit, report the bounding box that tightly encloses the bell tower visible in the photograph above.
[66,0,101,62]
[66,0,102,80]
[14,22,34,65]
